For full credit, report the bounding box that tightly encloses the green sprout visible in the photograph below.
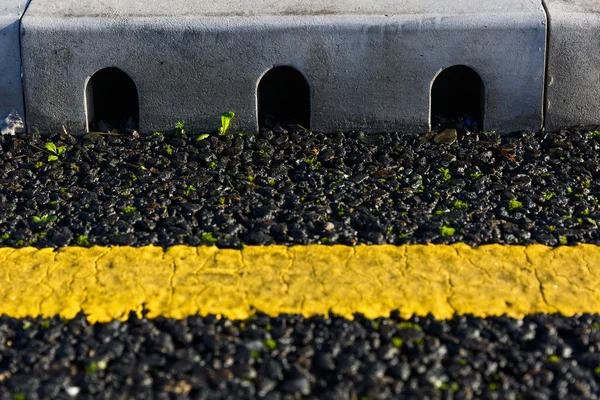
[218,111,235,135]
[392,337,403,348]
[1,233,9,241]
[470,173,482,180]
[544,192,556,201]
[589,130,600,138]
[440,226,455,237]
[196,133,210,141]
[165,144,173,155]
[86,360,108,374]
[123,206,137,214]
[152,130,162,136]
[264,339,277,351]
[452,200,468,211]
[201,232,217,244]
[218,197,226,205]
[209,161,217,170]
[75,235,90,246]
[439,168,451,182]
[559,236,568,245]
[32,215,57,223]
[184,185,196,197]
[547,354,560,363]
[507,199,523,212]
[34,161,44,169]
[45,142,66,162]
[174,120,186,137]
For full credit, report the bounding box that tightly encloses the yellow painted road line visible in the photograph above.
[0,244,599,323]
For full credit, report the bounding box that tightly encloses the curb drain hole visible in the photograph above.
[86,67,139,133]
[431,65,484,131]
[258,66,310,130]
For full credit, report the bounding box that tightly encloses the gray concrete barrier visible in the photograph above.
[543,0,600,132]
[0,0,28,121]
[20,0,547,135]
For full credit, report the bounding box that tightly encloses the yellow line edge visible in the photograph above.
[0,244,599,323]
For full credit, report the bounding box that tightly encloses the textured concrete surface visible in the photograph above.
[1,244,600,323]
[543,0,600,132]
[0,0,28,121]
[21,0,547,134]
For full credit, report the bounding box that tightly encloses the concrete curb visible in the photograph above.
[0,0,28,121]
[1,0,597,134]
[543,0,600,132]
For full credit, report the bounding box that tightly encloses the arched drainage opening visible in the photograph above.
[85,67,139,133]
[431,65,484,131]
[257,66,310,130]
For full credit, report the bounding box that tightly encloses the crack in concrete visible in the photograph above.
[194,248,215,274]
[280,247,293,294]
[37,250,57,316]
[525,247,557,312]
[0,249,17,284]
[163,252,177,309]
[81,247,111,307]
[446,269,457,314]
[455,246,493,280]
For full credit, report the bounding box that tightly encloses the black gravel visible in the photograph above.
[1,312,600,399]
[2,124,600,248]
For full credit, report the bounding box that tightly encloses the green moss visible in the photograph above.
[452,200,468,211]
[507,199,523,212]
[264,339,277,351]
[201,232,217,244]
[440,226,455,237]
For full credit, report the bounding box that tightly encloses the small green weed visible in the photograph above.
[152,130,162,136]
[76,235,90,246]
[13,394,26,400]
[247,175,255,183]
[45,142,66,162]
[174,120,186,137]
[439,168,451,182]
[218,111,235,135]
[184,185,196,197]
[1,233,9,241]
[589,131,600,138]
[195,133,210,141]
[218,197,226,205]
[165,144,173,155]
[123,206,137,214]
[398,322,423,331]
[209,161,217,170]
[40,319,51,329]
[452,200,468,211]
[34,161,44,169]
[264,339,277,351]
[440,226,455,237]
[32,215,57,223]
[470,173,482,180]
[268,179,276,186]
[86,360,108,374]
[201,232,217,244]
[544,192,556,201]
[507,199,523,212]
[559,236,568,245]
[392,337,403,348]
[547,354,560,363]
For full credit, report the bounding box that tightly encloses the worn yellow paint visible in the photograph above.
[0,244,599,323]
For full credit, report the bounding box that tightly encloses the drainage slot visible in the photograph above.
[257,66,310,130]
[431,65,484,131]
[86,67,139,133]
